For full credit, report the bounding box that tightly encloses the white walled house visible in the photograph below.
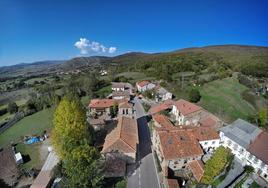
[118,101,134,117]
[171,99,203,125]
[192,128,220,152]
[155,87,173,102]
[220,119,268,182]
[136,80,156,92]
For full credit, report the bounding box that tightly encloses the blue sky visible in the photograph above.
[0,0,268,66]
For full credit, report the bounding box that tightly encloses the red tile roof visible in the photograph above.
[191,127,219,141]
[89,99,115,108]
[248,131,268,164]
[119,101,133,108]
[153,114,178,132]
[166,178,180,188]
[199,117,218,128]
[102,116,138,153]
[174,99,202,116]
[158,130,203,160]
[149,100,175,115]
[188,160,204,182]
[136,80,150,87]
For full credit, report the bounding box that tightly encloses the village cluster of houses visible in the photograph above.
[86,80,268,187]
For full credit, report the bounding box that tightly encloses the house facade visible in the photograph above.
[171,99,222,129]
[112,91,131,100]
[118,101,134,117]
[88,99,115,115]
[136,80,156,92]
[152,114,220,186]
[111,82,126,92]
[155,87,173,102]
[171,99,203,125]
[220,119,268,182]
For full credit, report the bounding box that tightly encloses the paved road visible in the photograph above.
[127,98,160,188]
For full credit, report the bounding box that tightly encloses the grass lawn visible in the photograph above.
[0,108,54,147]
[0,112,14,123]
[95,85,112,98]
[199,77,256,122]
[16,142,43,169]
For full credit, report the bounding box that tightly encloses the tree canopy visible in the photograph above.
[52,98,103,187]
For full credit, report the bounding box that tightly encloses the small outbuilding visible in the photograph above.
[15,152,23,165]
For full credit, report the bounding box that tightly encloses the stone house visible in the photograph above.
[101,116,139,164]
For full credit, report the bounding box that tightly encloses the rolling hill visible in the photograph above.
[1,44,268,78]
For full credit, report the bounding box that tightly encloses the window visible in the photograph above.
[204,142,208,145]
[174,161,178,164]
[173,166,177,169]
[212,141,215,144]
[184,160,187,164]
[264,174,267,179]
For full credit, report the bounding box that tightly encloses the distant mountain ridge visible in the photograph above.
[1,44,268,78]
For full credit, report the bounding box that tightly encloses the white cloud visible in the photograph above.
[108,47,117,53]
[74,38,117,54]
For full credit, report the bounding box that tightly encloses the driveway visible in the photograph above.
[127,97,160,188]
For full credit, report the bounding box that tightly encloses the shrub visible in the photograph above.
[7,102,18,114]
[189,88,201,103]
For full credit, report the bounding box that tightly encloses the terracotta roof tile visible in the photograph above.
[149,100,175,115]
[158,131,203,160]
[137,80,150,87]
[174,99,202,116]
[119,101,133,108]
[153,114,178,131]
[248,131,268,164]
[89,99,115,108]
[166,178,180,188]
[188,160,204,182]
[191,127,219,141]
[102,116,138,153]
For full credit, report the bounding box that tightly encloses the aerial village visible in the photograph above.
[83,79,268,188]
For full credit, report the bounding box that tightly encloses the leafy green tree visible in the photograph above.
[244,165,254,174]
[189,88,201,103]
[7,101,18,113]
[110,102,118,118]
[52,98,103,187]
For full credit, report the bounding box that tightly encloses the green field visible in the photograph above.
[0,108,54,147]
[199,77,255,122]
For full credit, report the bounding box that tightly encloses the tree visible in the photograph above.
[189,88,201,103]
[52,98,103,187]
[244,165,254,174]
[110,102,118,118]
[258,108,267,127]
[7,102,18,113]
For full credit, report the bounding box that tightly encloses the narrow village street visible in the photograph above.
[127,97,160,188]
